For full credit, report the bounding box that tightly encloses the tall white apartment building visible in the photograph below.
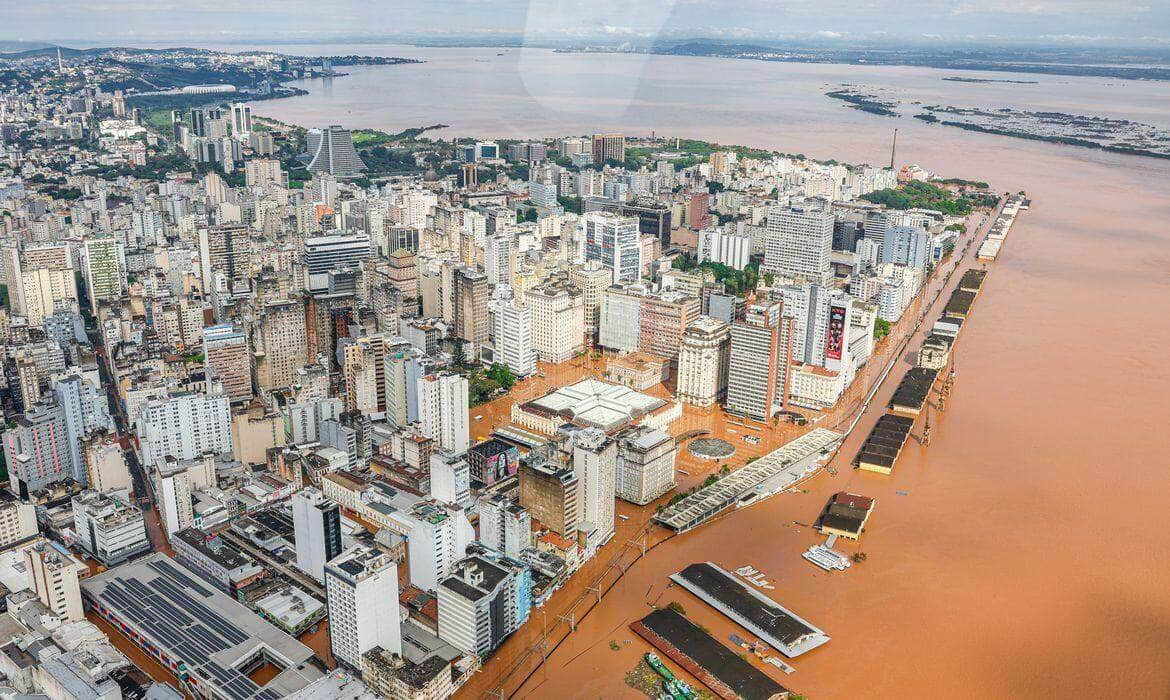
[697,228,752,270]
[675,316,731,407]
[437,555,517,657]
[763,205,834,284]
[417,372,469,455]
[527,277,584,363]
[572,428,617,551]
[397,500,474,592]
[583,212,641,283]
[292,487,343,582]
[476,494,531,559]
[325,545,402,670]
[484,231,514,286]
[491,289,536,377]
[136,390,233,471]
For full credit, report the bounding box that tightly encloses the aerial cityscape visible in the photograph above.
[0,3,1167,700]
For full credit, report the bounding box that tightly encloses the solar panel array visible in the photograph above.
[94,558,282,700]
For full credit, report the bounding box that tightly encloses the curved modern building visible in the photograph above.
[305,125,366,176]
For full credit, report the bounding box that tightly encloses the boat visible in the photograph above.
[645,653,676,682]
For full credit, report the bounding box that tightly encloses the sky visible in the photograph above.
[0,0,1166,47]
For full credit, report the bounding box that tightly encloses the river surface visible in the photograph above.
[230,44,1170,698]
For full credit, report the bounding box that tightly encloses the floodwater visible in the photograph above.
[233,45,1170,697]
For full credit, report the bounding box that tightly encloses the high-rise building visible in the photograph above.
[477,494,531,559]
[615,426,676,506]
[136,390,233,471]
[571,428,617,550]
[519,458,579,538]
[203,324,253,404]
[244,158,282,188]
[198,224,251,292]
[527,276,584,364]
[305,125,367,176]
[726,301,785,420]
[403,500,473,592]
[52,373,113,483]
[568,261,611,345]
[763,205,834,284]
[676,316,731,407]
[881,225,930,270]
[230,103,252,136]
[450,265,489,353]
[437,555,518,656]
[599,286,700,366]
[82,237,123,311]
[777,284,854,372]
[325,545,402,669]
[584,212,641,283]
[417,372,469,455]
[430,450,471,508]
[82,433,131,494]
[698,228,752,270]
[491,289,536,378]
[293,487,343,582]
[591,133,625,164]
[25,540,84,621]
[254,300,308,391]
[3,404,71,497]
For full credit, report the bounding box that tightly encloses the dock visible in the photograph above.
[631,608,792,700]
[888,367,940,415]
[669,562,830,658]
[854,414,914,474]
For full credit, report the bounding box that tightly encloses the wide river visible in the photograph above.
[235,44,1170,698]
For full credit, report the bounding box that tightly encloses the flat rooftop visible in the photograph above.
[670,562,829,658]
[889,367,940,413]
[854,414,914,470]
[82,554,322,700]
[632,608,790,700]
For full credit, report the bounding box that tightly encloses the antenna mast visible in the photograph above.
[890,128,898,169]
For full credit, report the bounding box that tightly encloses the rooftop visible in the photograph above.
[521,378,671,431]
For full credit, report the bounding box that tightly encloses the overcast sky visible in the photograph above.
[1,0,1166,46]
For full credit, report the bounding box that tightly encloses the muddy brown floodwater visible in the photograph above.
[506,138,1170,699]
[235,44,1170,698]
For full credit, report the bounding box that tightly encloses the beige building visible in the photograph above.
[568,261,611,344]
[519,459,579,538]
[676,316,731,407]
[362,646,454,700]
[0,493,38,549]
[83,433,132,494]
[606,352,669,391]
[25,541,84,621]
[527,277,584,363]
[254,299,307,391]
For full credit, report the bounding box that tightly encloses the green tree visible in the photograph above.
[451,340,468,369]
[873,318,891,340]
[486,363,517,391]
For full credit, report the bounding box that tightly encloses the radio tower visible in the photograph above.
[889,128,898,169]
[56,47,64,73]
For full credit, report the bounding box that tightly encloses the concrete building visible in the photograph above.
[676,316,731,407]
[615,426,676,506]
[526,277,584,363]
[726,301,785,421]
[325,545,402,670]
[0,491,38,549]
[25,541,83,622]
[292,487,343,582]
[599,286,700,366]
[568,261,611,345]
[136,390,233,471]
[437,555,517,657]
[203,324,253,404]
[306,125,367,176]
[518,459,578,538]
[763,205,834,284]
[401,500,474,593]
[70,490,150,566]
[254,300,308,391]
[572,428,617,551]
[590,133,625,164]
[81,237,123,312]
[490,289,536,378]
[697,227,752,270]
[430,451,471,508]
[476,494,531,559]
[3,403,72,497]
[417,373,469,455]
[82,433,132,495]
[584,212,641,283]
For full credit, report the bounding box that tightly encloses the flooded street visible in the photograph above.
[233,44,1170,698]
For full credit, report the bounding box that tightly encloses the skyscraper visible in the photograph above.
[491,288,536,378]
[676,316,731,407]
[477,494,531,559]
[591,133,626,164]
[584,212,641,283]
[726,301,785,420]
[82,237,123,312]
[763,205,834,284]
[305,125,367,176]
[230,102,252,136]
[417,372,469,455]
[293,487,343,582]
[572,428,617,550]
[203,324,253,404]
[325,545,402,669]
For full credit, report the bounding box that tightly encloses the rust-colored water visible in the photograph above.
[235,45,1170,698]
